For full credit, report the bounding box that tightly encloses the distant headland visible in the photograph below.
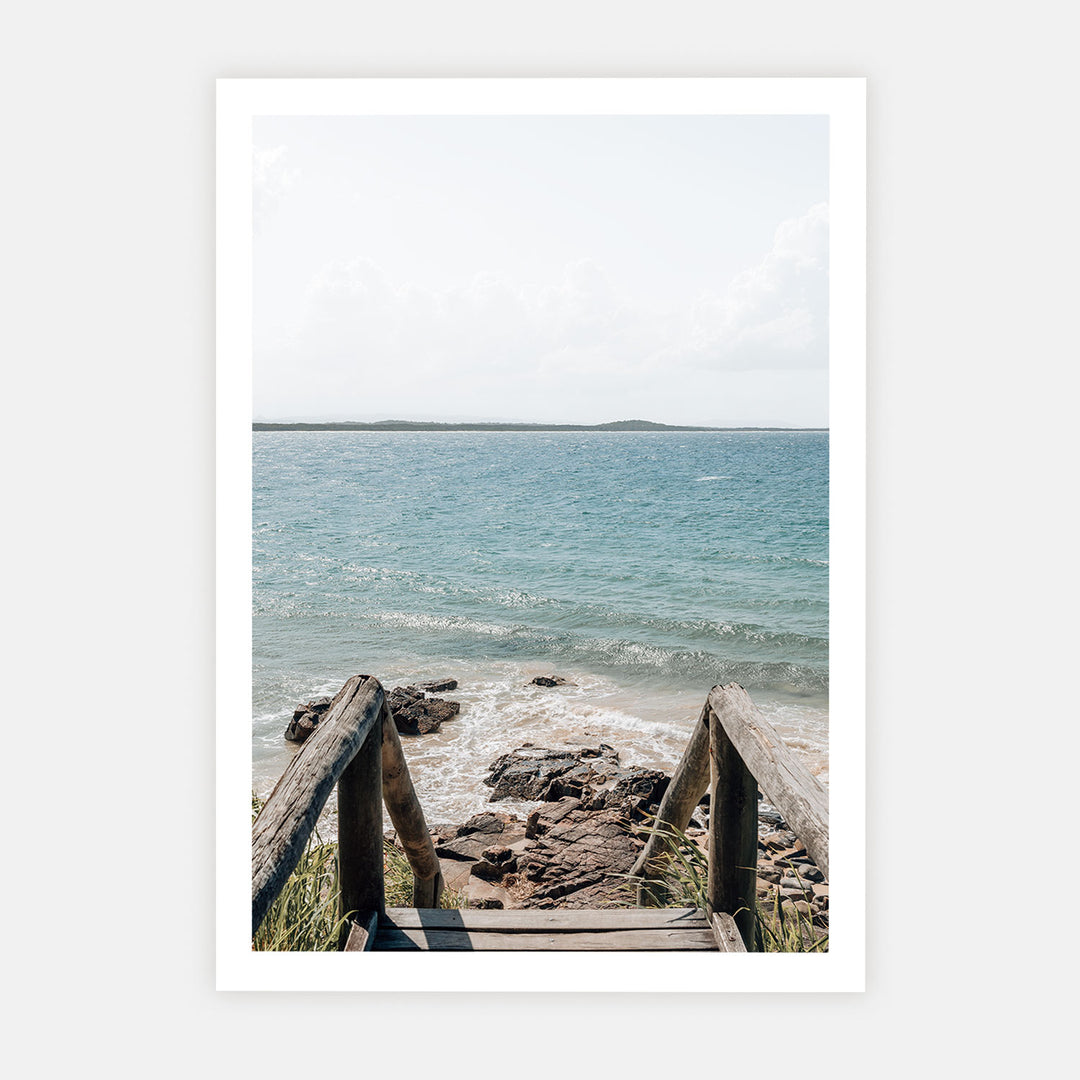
[253,419,827,432]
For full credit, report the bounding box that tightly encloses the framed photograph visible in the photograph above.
[217,78,865,991]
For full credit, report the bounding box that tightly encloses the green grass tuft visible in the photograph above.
[251,794,464,951]
[628,819,828,953]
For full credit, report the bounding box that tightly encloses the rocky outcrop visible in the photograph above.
[483,744,668,812]
[530,675,573,687]
[386,684,461,735]
[284,678,460,743]
[283,696,333,743]
[425,811,531,909]
[516,797,645,907]
[423,745,672,909]
[382,741,828,938]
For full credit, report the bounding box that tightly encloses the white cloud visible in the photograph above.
[298,256,640,374]
[253,145,298,230]
[255,204,828,422]
[659,202,829,371]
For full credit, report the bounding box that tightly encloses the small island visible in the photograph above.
[253,418,827,432]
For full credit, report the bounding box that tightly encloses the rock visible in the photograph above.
[607,769,668,806]
[482,745,666,815]
[459,812,517,836]
[412,678,458,693]
[387,686,420,708]
[530,675,572,687]
[283,695,334,742]
[517,803,646,909]
[484,745,620,802]
[471,854,517,881]
[285,715,317,743]
[387,685,461,735]
[763,831,799,852]
[780,880,814,902]
[526,798,582,838]
[434,812,527,861]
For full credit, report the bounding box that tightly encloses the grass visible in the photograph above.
[627,820,829,953]
[251,794,464,951]
[251,798,826,953]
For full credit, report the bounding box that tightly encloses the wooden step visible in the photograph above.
[365,906,734,951]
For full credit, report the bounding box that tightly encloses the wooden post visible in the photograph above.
[380,701,443,907]
[631,702,712,906]
[251,675,384,935]
[337,713,385,938]
[707,704,758,951]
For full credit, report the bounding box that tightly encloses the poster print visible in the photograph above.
[218,78,865,991]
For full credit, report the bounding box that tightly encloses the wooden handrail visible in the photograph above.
[708,684,829,879]
[631,682,830,949]
[251,675,444,938]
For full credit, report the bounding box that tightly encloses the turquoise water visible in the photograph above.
[253,431,828,821]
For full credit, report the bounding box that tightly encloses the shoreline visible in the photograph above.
[254,670,829,825]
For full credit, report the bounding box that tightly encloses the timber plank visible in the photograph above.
[382,907,709,932]
[710,912,747,953]
[373,926,719,951]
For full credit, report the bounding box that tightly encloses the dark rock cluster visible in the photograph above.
[283,678,460,743]
[755,827,829,928]
[386,684,460,735]
[483,744,667,811]
[283,696,333,743]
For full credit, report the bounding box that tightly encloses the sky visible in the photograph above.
[253,115,829,426]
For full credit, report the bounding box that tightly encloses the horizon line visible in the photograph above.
[252,418,829,432]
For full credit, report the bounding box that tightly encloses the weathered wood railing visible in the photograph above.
[630,682,829,951]
[251,675,443,947]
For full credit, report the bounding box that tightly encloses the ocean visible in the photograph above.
[252,430,828,825]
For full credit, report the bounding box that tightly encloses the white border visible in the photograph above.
[217,78,865,992]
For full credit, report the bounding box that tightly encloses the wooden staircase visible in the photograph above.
[344,906,745,952]
[252,675,827,954]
